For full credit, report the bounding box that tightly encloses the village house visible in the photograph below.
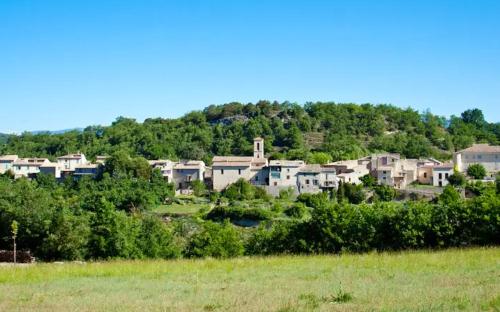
[173,160,206,193]
[296,164,338,194]
[211,137,268,191]
[57,153,89,171]
[39,162,62,179]
[73,163,101,179]
[454,144,500,177]
[148,159,175,183]
[11,158,50,178]
[267,159,305,196]
[431,163,454,187]
[0,154,18,174]
[328,159,370,184]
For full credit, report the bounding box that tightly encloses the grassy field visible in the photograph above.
[0,248,498,311]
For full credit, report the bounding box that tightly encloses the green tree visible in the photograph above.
[467,164,487,179]
[186,221,244,258]
[447,171,466,187]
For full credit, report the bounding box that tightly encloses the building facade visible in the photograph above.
[454,144,500,177]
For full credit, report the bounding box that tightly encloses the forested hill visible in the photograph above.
[1,101,499,164]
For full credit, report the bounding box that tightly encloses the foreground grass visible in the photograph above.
[0,248,499,311]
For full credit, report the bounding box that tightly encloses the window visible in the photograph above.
[221,169,224,175]
[305,179,310,185]
[383,171,386,174]
[445,173,449,179]
[238,169,241,175]
[257,142,260,151]
[313,180,318,186]
[423,172,427,178]
[287,175,290,180]
[255,176,259,181]
[478,155,482,160]
[287,168,290,172]
[274,182,277,186]
[439,173,442,179]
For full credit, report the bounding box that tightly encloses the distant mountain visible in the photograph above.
[29,128,84,135]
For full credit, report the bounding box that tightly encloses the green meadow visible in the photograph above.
[0,248,499,311]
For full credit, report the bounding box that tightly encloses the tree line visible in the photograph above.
[1,102,499,164]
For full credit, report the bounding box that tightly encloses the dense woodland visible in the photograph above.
[1,102,499,163]
[0,102,499,261]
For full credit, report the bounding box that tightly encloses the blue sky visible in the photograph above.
[0,0,499,133]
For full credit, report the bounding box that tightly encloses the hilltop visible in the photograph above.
[0,101,499,163]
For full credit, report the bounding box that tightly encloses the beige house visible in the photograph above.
[328,159,370,184]
[0,155,18,174]
[39,162,62,179]
[454,144,500,177]
[212,138,268,191]
[11,158,50,178]
[368,154,419,188]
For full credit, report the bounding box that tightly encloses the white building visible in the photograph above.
[149,159,175,183]
[454,144,500,177]
[0,155,18,174]
[267,159,305,196]
[57,153,88,171]
[212,138,268,191]
[173,160,206,193]
[296,164,338,194]
[432,164,454,187]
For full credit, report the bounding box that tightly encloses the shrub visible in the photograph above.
[360,174,376,187]
[205,206,271,222]
[285,203,307,218]
[185,221,244,258]
[467,164,487,180]
[447,172,466,187]
[373,185,396,201]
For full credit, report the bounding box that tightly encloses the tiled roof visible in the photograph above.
[269,160,305,167]
[0,155,18,161]
[458,144,500,153]
[57,154,85,159]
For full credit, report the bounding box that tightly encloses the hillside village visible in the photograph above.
[1,137,499,196]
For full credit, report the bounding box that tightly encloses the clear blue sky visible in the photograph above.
[1,0,499,133]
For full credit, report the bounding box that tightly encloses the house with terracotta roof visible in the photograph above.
[212,137,268,191]
[454,144,500,176]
